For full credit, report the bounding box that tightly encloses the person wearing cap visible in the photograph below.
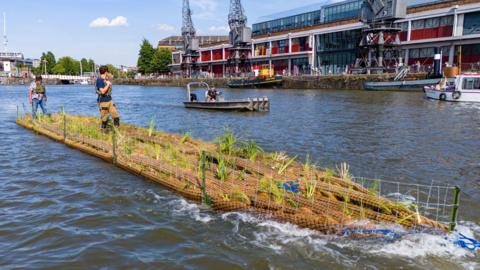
[28,75,47,120]
[95,65,120,130]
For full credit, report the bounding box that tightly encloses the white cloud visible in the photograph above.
[89,16,128,28]
[208,25,229,34]
[158,24,175,32]
[110,16,128,27]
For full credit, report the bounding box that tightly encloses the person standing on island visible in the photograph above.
[28,75,47,120]
[96,66,120,130]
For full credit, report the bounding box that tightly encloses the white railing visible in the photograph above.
[40,74,92,80]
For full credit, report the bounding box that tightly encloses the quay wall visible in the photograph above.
[114,73,429,90]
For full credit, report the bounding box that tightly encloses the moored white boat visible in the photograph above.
[79,80,90,85]
[424,73,480,102]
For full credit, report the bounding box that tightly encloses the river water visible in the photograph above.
[0,85,479,269]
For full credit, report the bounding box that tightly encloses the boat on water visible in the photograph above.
[364,78,455,91]
[184,82,270,111]
[228,64,283,88]
[79,79,90,85]
[424,73,480,102]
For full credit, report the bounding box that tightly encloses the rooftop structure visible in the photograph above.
[158,35,229,51]
[252,0,453,36]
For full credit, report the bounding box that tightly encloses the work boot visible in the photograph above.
[113,118,120,128]
[101,121,108,130]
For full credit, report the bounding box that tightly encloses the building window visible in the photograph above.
[396,22,408,31]
[440,46,450,56]
[412,19,425,30]
[410,49,419,58]
[440,16,454,26]
[464,11,480,35]
[419,48,434,58]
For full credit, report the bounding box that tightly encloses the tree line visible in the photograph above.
[32,52,121,78]
[136,39,172,75]
[31,38,172,78]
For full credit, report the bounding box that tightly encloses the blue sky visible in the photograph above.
[1,0,329,66]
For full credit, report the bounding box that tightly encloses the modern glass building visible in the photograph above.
[252,0,362,36]
[316,30,362,74]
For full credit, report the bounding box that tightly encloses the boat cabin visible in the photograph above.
[457,73,480,91]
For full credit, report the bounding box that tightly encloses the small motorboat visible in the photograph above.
[424,73,480,102]
[79,79,90,85]
[184,82,270,111]
[228,64,283,88]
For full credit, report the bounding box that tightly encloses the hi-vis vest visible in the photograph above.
[34,84,46,95]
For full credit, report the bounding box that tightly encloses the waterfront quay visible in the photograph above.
[171,0,480,77]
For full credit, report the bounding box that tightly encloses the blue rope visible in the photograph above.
[454,233,480,251]
[341,229,399,241]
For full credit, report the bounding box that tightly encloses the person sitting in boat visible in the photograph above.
[436,77,448,90]
[207,87,218,102]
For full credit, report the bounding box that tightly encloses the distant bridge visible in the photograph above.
[40,75,93,80]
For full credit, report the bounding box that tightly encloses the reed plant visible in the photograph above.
[259,178,285,204]
[148,118,155,137]
[240,140,264,161]
[216,129,237,156]
[369,180,380,196]
[305,180,317,202]
[154,144,161,160]
[278,156,297,175]
[231,188,250,204]
[337,162,351,180]
[323,168,335,184]
[216,155,229,182]
[180,132,191,144]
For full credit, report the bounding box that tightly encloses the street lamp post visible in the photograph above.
[42,59,48,75]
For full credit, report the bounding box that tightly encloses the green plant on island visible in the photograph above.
[240,140,264,161]
[231,188,251,204]
[259,178,285,204]
[180,131,191,144]
[278,155,297,175]
[148,118,155,137]
[337,162,351,180]
[305,180,317,202]
[216,129,237,156]
[323,168,335,183]
[369,180,380,196]
[216,155,229,182]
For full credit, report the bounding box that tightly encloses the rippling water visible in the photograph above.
[0,85,479,269]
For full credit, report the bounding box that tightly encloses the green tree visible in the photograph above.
[88,59,96,73]
[151,48,172,74]
[137,38,155,74]
[106,64,119,78]
[33,51,57,74]
[127,71,136,78]
[80,58,90,73]
[43,51,56,73]
[52,56,80,75]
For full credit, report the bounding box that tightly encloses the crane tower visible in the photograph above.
[357,0,407,74]
[181,0,199,77]
[227,0,252,77]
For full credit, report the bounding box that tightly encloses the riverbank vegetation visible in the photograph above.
[31,51,120,78]
[16,114,449,234]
